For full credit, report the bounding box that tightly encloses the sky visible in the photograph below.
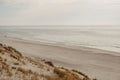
[0,0,120,25]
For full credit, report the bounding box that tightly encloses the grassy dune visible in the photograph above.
[0,43,92,80]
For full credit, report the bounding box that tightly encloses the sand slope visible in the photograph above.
[0,36,120,80]
[0,43,91,80]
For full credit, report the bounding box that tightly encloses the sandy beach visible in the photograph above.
[0,36,120,80]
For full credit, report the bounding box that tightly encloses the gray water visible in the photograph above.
[0,26,120,55]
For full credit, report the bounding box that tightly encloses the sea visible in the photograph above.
[0,26,120,54]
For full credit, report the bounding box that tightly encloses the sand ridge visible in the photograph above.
[0,43,91,80]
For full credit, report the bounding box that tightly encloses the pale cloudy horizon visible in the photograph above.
[0,0,120,25]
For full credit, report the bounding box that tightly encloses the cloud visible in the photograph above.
[0,0,120,25]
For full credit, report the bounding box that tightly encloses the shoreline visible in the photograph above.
[0,35,120,80]
[0,35,120,56]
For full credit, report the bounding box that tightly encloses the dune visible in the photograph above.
[0,43,91,80]
[0,36,120,80]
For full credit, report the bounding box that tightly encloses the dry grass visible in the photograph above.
[7,46,23,58]
[0,43,92,80]
[11,66,17,69]
[17,67,30,75]
[10,54,19,60]
[14,62,19,65]
[72,69,90,79]
[1,61,12,77]
[45,61,54,67]
[53,67,82,80]
[0,49,2,53]
[0,43,3,46]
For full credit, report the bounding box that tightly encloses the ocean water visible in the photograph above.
[0,26,120,54]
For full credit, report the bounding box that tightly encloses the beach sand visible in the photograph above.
[0,36,120,80]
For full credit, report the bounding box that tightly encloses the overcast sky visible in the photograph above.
[0,0,120,25]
